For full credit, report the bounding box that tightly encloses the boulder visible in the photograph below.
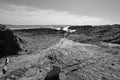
[0,24,22,57]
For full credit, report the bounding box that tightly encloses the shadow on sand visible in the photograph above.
[44,65,61,80]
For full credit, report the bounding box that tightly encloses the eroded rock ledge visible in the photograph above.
[1,39,120,80]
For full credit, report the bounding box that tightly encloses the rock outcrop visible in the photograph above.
[1,24,120,80]
[69,24,120,44]
[0,24,22,57]
[45,39,120,80]
[1,39,120,80]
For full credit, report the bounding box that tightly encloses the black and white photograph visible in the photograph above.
[0,0,120,80]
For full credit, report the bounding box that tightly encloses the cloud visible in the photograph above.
[0,4,108,25]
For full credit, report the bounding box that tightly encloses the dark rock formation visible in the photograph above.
[0,24,22,57]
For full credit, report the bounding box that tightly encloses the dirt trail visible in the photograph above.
[0,38,120,80]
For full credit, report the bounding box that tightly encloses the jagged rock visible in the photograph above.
[0,24,22,57]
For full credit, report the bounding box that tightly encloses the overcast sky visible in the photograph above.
[0,0,120,25]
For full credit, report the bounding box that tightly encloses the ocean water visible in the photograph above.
[6,25,70,30]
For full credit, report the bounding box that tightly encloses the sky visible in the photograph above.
[0,0,120,25]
